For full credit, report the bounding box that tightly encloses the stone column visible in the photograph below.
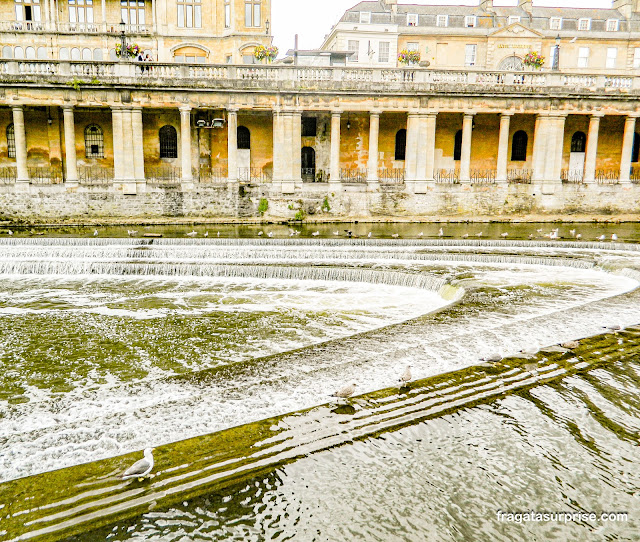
[425,113,437,182]
[532,114,546,182]
[329,111,341,185]
[62,106,78,186]
[552,116,566,182]
[12,106,29,184]
[584,113,602,184]
[272,110,281,180]
[111,107,124,181]
[496,113,512,183]
[404,113,418,181]
[180,106,193,184]
[121,109,135,181]
[227,108,238,182]
[460,113,474,183]
[620,115,637,185]
[131,107,145,186]
[367,112,380,186]
[292,111,302,182]
[101,0,107,31]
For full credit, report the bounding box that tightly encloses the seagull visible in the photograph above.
[418,232,423,237]
[611,233,618,241]
[438,228,444,237]
[331,383,357,399]
[500,232,508,238]
[391,233,399,238]
[186,231,198,237]
[267,232,273,238]
[367,232,372,238]
[528,234,534,239]
[311,231,320,236]
[475,232,483,237]
[122,448,155,480]
[598,234,606,241]
[536,228,543,234]
[258,231,264,236]
[217,231,220,237]
[569,229,576,237]
[127,230,137,236]
[576,233,582,239]
[93,229,98,237]
[399,365,412,386]
[333,231,339,236]
[481,353,503,363]
[204,231,209,237]
[344,230,353,238]
[462,233,469,238]
[549,230,558,240]
[7,229,13,236]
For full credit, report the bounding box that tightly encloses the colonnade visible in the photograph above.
[7,105,639,188]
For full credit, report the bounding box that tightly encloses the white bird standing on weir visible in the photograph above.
[311,231,320,236]
[391,233,399,238]
[333,230,339,236]
[399,365,412,386]
[612,233,618,241]
[258,231,264,236]
[501,232,508,238]
[368,232,372,238]
[93,229,98,237]
[267,232,273,238]
[598,234,606,241]
[127,230,137,237]
[122,448,155,480]
[331,383,357,399]
[438,228,444,237]
[418,232,423,237]
[186,231,198,237]
[204,231,209,237]
[576,233,582,239]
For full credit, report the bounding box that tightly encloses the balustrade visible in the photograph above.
[561,169,585,183]
[340,168,367,183]
[507,169,532,183]
[595,169,620,184]
[435,169,460,183]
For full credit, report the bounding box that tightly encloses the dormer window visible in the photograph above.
[436,14,448,28]
[606,19,619,32]
[508,16,520,26]
[550,17,562,30]
[359,11,371,24]
[407,13,418,26]
[578,18,591,31]
[465,15,476,28]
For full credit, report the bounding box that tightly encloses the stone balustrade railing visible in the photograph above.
[1,59,639,93]
[0,21,152,34]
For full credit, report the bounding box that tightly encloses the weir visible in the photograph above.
[1,237,640,540]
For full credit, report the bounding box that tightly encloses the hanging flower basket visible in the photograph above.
[523,51,545,69]
[115,43,142,59]
[254,45,278,63]
[398,49,420,66]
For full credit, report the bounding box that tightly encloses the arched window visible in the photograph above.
[36,46,47,59]
[454,129,462,161]
[6,124,15,158]
[14,47,24,59]
[571,131,586,153]
[237,126,250,149]
[395,129,406,160]
[159,125,178,158]
[511,130,528,161]
[2,46,12,59]
[92,48,103,61]
[84,124,104,158]
[71,47,81,60]
[25,46,36,59]
[632,132,639,163]
[59,47,69,60]
[82,48,92,61]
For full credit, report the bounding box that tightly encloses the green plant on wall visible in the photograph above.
[321,196,330,212]
[294,209,305,221]
[66,78,86,91]
[258,198,269,216]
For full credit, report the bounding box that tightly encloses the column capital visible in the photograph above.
[463,112,475,119]
[625,113,640,120]
[227,107,239,114]
[589,111,605,118]
[331,110,342,117]
[62,104,75,112]
[11,104,25,112]
[369,111,381,118]
[179,105,192,113]
[500,111,515,118]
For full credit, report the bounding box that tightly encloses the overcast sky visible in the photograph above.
[271,0,616,54]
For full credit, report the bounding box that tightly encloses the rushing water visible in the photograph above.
[0,229,639,540]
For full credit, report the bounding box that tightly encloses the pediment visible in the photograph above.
[490,24,544,39]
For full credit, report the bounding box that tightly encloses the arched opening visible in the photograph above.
[172,46,207,64]
[454,130,462,161]
[6,124,15,159]
[237,126,250,149]
[498,55,523,71]
[395,129,406,160]
[159,125,178,159]
[511,130,527,161]
[301,146,316,181]
[84,124,104,158]
[571,131,587,153]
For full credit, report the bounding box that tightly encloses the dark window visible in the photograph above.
[511,130,527,161]
[237,126,250,149]
[571,131,586,153]
[395,129,406,160]
[6,123,15,159]
[302,117,317,137]
[454,129,462,161]
[159,125,178,158]
[84,124,104,158]
[632,132,640,163]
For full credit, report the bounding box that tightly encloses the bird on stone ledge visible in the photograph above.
[122,448,155,481]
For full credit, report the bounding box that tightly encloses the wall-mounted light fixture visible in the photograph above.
[346,113,351,130]
[265,19,270,35]
[211,118,225,128]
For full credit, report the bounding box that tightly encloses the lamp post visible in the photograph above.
[119,19,127,57]
[265,18,270,35]
[552,34,560,71]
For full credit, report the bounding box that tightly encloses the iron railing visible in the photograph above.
[238,167,271,184]
[146,166,181,186]
[301,168,316,182]
[78,166,113,185]
[197,166,228,183]
[340,168,367,183]
[379,168,405,184]
[434,169,460,184]
[595,169,620,184]
[507,169,532,183]
[28,166,63,184]
[630,167,640,183]
[0,167,17,184]
[561,169,585,183]
[469,169,496,184]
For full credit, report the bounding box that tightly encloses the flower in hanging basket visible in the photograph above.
[116,43,142,59]
[523,51,545,69]
[397,49,420,65]
[254,45,279,62]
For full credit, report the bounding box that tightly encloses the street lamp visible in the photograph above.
[265,18,270,35]
[552,34,560,71]
[119,19,127,55]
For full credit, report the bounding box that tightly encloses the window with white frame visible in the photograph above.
[14,0,41,25]
[406,42,418,52]
[245,0,261,27]
[407,13,418,26]
[177,0,200,28]
[606,19,619,32]
[69,0,93,24]
[224,0,230,28]
[465,15,476,28]
[634,47,640,68]
[359,11,371,24]
[436,14,448,27]
[378,41,390,63]
[347,40,359,62]
[606,47,617,68]
[578,46,590,67]
[465,44,477,66]
[508,16,520,25]
[121,0,144,25]
[550,17,562,30]
[578,18,590,31]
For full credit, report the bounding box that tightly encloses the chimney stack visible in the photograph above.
[518,0,532,14]
[480,0,494,11]
[612,0,639,18]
